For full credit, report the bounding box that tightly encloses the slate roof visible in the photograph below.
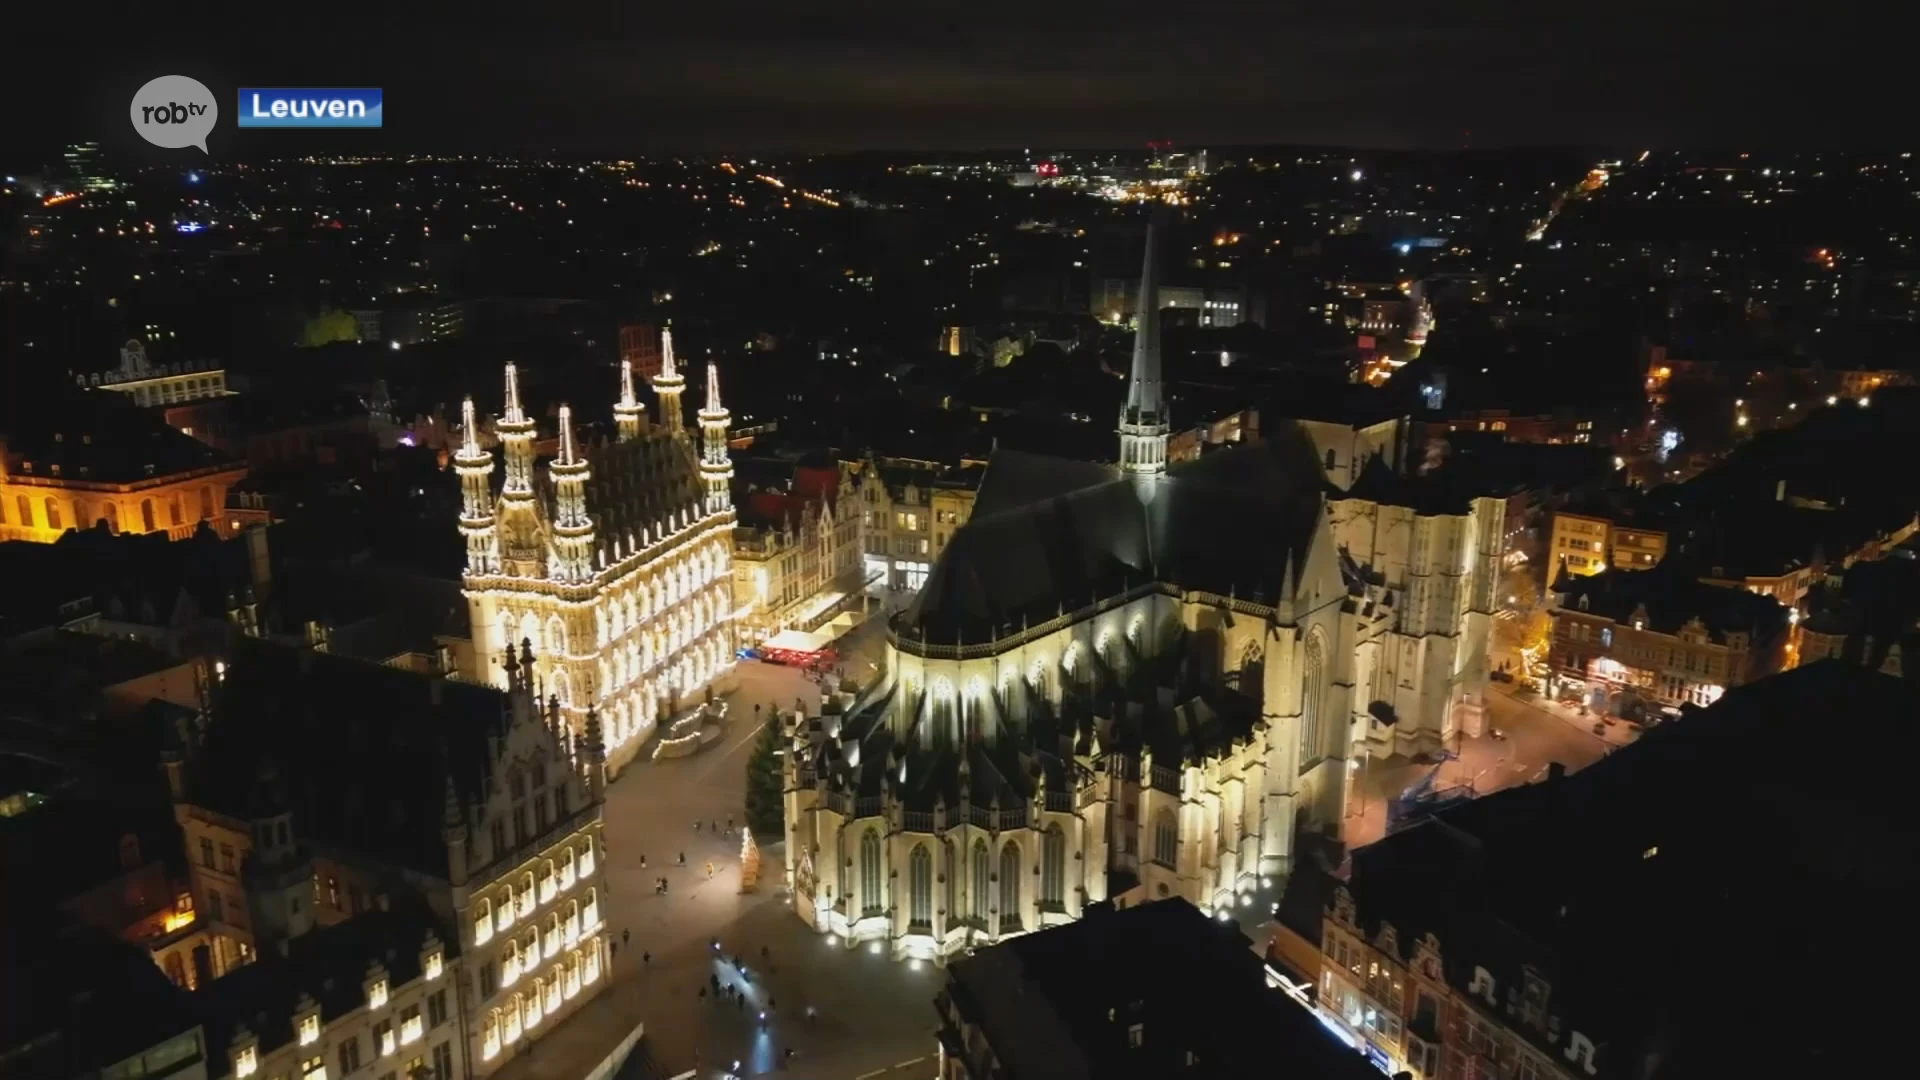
[187,638,509,879]
[1342,662,1918,1080]
[946,898,1380,1080]
[578,429,703,544]
[0,388,245,486]
[1554,561,1790,644]
[195,898,455,1078]
[900,430,1328,644]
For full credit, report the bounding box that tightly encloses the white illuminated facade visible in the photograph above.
[458,334,739,774]
[222,933,457,1080]
[453,645,612,1076]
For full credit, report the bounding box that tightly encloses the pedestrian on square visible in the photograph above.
[622,927,630,948]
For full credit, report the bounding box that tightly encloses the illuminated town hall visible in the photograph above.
[782,222,1502,960]
[456,332,739,771]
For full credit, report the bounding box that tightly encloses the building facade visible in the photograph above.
[780,219,1485,963]
[1547,567,1789,713]
[1548,510,1668,577]
[81,339,232,408]
[166,638,611,1080]
[456,335,738,772]
[848,461,983,596]
[0,392,252,544]
[731,478,867,645]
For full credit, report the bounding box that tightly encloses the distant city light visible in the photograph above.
[1350,169,1364,182]
[187,171,201,183]
[175,221,204,233]
[1395,241,1412,254]
[390,340,402,351]
[398,434,415,447]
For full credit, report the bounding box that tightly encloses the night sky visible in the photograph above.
[4,2,1901,165]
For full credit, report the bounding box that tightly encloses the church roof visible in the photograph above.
[187,638,510,880]
[578,430,703,544]
[898,432,1328,645]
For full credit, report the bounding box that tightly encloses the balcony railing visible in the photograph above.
[854,796,883,818]
[1149,765,1181,794]
[1044,791,1074,812]
[903,811,935,833]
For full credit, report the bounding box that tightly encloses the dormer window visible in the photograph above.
[367,978,388,1010]
[235,1045,258,1078]
[1633,618,1645,632]
[297,1012,320,1046]
[424,949,444,981]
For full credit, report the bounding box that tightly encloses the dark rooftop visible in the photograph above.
[185,637,510,879]
[1341,661,1918,1080]
[945,898,1380,1080]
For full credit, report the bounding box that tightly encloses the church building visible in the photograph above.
[456,332,739,772]
[780,216,1501,962]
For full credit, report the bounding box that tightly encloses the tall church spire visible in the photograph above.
[698,361,734,515]
[495,362,545,576]
[614,359,643,442]
[1118,212,1170,485]
[652,329,685,436]
[454,396,499,576]
[548,405,595,583]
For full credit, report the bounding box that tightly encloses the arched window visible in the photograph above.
[908,844,932,929]
[971,839,990,927]
[141,498,157,532]
[44,498,62,531]
[997,842,1021,932]
[942,838,956,928]
[518,612,541,655]
[859,829,882,916]
[546,616,567,657]
[1239,641,1266,711]
[1153,808,1178,868]
[168,494,183,526]
[1040,824,1066,911]
[1300,634,1327,767]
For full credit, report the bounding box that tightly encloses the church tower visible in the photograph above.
[613,358,644,441]
[698,362,733,515]
[652,329,686,436]
[495,363,546,576]
[1118,214,1169,487]
[454,396,499,576]
[548,405,595,583]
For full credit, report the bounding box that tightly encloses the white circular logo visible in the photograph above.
[130,75,218,153]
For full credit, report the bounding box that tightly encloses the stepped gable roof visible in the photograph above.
[188,637,508,879]
[579,427,702,542]
[899,432,1327,645]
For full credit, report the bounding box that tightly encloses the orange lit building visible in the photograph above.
[0,395,252,544]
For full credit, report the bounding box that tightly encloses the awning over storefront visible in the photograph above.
[763,628,831,654]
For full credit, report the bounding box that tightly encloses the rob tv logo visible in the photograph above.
[238,88,383,128]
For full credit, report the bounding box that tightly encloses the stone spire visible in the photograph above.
[582,704,607,804]
[453,396,499,576]
[652,328,685,436]
[494,363,545,576]
[548,405,595,583]
[614,358,644,442]
[698,362,734,515]
[1118,212,1170,487]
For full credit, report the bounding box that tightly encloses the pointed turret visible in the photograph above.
[582,704,607,804]
[652,328,686,436]
[1118,212,1170,489]
[614,359,644,441]
[495,363,546,576]
[549,405,596,583]
[698,362,733,516]
[454,396,500,576]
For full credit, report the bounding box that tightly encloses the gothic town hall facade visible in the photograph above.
[457,332,738,773]
[781,219,1501,962]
